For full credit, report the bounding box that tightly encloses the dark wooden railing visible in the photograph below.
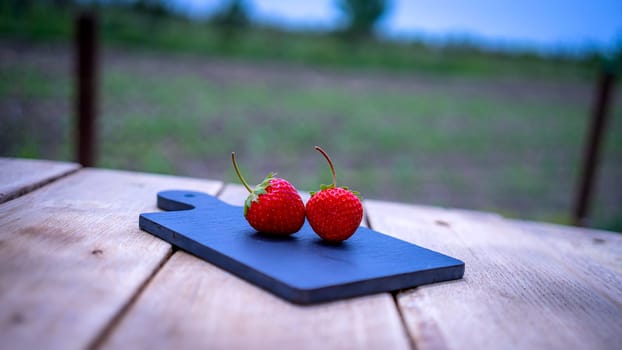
[75,12,98,167]
[572,66,616,226]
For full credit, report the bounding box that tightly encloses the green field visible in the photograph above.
[1,44,621,231]
[0,4,620,231]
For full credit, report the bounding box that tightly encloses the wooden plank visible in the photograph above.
[100,184,411,350]
[0,168,222,350]
[0,157,80,204]
[365,199,622,350]
[510,218,622,261]
[509,219,622,303]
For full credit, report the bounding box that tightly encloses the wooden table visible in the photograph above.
[1,157,621,350]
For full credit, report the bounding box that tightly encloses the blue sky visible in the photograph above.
[174,0,622,53]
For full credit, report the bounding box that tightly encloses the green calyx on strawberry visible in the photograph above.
[242,171,274,216]
[306,146,363,242]
[231,152,305,235]
[310,183,360,198]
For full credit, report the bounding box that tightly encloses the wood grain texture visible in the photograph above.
[510,219,622,304]
[0,157,80,204]
[0,168,222,350]
[101,184,411,350]
[365,199,622,350]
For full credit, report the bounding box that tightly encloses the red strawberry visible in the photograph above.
[306,146,363,242]
[231,152,305,235]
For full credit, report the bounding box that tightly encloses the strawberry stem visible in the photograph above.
[315,146,337,187]
[231,152,253,193]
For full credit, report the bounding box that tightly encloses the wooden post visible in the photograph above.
[572,67,616,226]
[75,12,98,166]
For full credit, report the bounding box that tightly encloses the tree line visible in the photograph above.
[2,0,389,41]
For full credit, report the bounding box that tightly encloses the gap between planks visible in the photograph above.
[89,181,227,350]
[97,183,413,349]
[0,158,81,204]
[392,291,419,350]
[0,168,224,350]
[88,246,174,350]
[366,199,622,349]
[363,201,418,350]
[89,181,433,349]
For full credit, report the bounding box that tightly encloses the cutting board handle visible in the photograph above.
[156,190,230,212]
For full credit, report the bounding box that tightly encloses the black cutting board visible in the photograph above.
[139,190,465,304]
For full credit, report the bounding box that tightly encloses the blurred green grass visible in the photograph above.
[0,3,620,231]
[1,45,620,231]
